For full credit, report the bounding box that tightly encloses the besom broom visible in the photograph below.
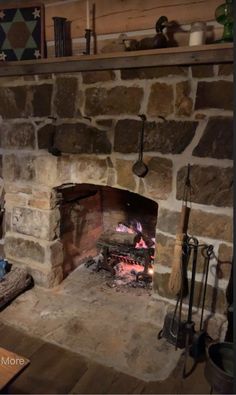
[168,164,191,295]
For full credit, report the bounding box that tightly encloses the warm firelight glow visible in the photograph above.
[148,267,154,276]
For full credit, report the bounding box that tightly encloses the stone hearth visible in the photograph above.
[0,63,233,332]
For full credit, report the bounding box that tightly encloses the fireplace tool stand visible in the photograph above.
[158,236,214,373]
[182,240,214,378]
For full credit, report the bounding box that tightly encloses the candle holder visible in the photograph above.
[84,28,92,55]
[53,17,67,57]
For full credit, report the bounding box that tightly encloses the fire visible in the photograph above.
[116,220,143,234]
[135,237,149,249]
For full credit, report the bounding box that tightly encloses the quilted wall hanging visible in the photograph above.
[0,4,45,61]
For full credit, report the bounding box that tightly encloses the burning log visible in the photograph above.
[98,231,136,246]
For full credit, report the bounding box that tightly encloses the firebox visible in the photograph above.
[56,183,158,286]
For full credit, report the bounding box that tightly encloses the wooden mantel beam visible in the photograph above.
[0,43,233,77]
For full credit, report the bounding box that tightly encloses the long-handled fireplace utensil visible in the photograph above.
[182,236,199,378]
[132,114,148,178]
[168,164,191,295]
[189,244,214,361]
[157,237,192,349]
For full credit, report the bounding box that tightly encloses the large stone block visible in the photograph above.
[54,123,111,154]
[114,119,197,154]
[144,120,197,154]
[175,81,193,117]
[12,207,60,241]
[5,193,29,209]
[29,187,58,210]
[1,122,35,149]
[54,77,78,118]
[38,123,56,149]
[147,82,174,117]
[29,198,51,210]
[143,157,172,200]
[156,233,175,268]
[157,207,179,235]
[35,155,58,187]
[193,117,233,160]
[27,265,63,288]
[121,66,188,79]
[114,119,140,153]
[153,272,173,299]
[85,86,143,115]
[0,155,2,177]
[217,243,233,281]
[3,184,32,195]
[191,65,214,78]
[188,209,233,242]
[218,63,234,76]
[195,81,233,111]
[4,235,45,263]
[57,155,73,184]
[177,165,233,207]
[0,86,28,118]
[72,157,108,184]
[3,154,35,182]
[49,240,64,267]
[32,84,53,117]
[82,70,116,84]
[116,159,136,191]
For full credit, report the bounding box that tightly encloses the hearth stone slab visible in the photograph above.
[0,264,182,382]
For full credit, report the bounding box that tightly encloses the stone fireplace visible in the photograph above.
[57,183,157,282]
[0,62,233,326]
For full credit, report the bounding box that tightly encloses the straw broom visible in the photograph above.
[168,204,190,295]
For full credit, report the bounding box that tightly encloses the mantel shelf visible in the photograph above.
[0,43,233,77]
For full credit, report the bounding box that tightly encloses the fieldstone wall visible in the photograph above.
[0,63,233,317]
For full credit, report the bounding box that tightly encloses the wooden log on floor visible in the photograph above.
[0,267,32,309]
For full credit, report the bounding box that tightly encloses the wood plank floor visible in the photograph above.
[0,322,210,394]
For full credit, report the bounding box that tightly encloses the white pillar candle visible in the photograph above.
[189,31,204,46]
[189,22,206,46]
[86,0,90,29]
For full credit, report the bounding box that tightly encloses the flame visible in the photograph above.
[135,237,149,249]
[116,221,143,233]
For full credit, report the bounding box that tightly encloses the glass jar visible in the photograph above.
[189,22,206,46]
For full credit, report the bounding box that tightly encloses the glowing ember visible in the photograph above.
[135,237,148,249]
[115,261,144,279]
[148,267,154,275]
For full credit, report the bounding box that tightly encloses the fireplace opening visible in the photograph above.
[56,183,158,288]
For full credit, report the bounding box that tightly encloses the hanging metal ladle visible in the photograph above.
[132,114,148,177]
